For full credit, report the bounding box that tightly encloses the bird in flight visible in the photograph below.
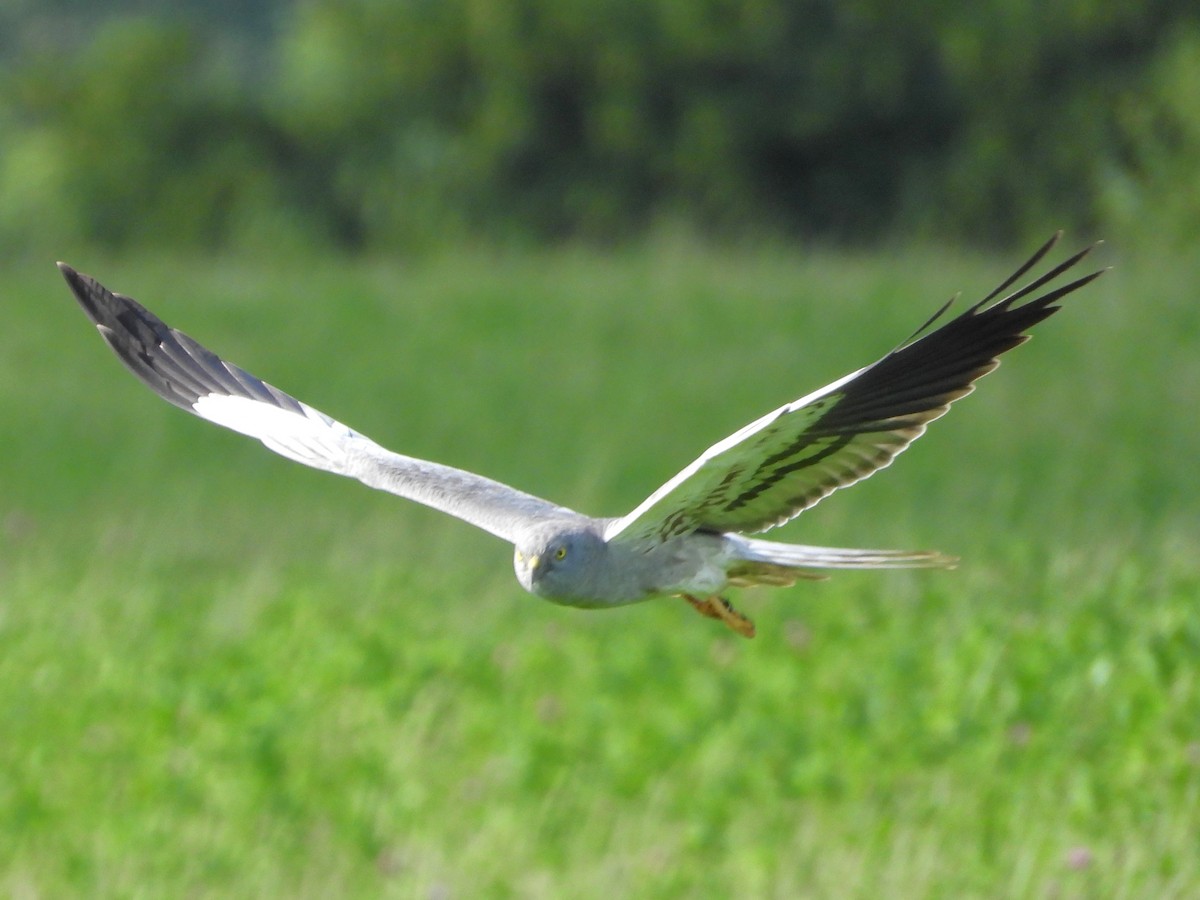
[61,234,1104,638]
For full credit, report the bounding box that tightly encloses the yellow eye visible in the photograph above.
[555,547,567,561]
[515,550,525,563]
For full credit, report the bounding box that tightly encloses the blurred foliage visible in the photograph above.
[1,1,1199,254]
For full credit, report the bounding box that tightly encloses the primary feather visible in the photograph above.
[605,233,1105,545]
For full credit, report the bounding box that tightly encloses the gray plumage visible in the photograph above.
[60,234,1104,637]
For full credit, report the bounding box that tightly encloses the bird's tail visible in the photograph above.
[726,536,956,587]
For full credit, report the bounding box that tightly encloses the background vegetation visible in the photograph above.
[3,243,1198,896]
[1,2,1198,896]
[2,1,1200,255]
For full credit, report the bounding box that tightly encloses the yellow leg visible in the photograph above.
[683,594,756,639]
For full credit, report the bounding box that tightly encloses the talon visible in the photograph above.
[682,594,756,638]
[683,593,724,620]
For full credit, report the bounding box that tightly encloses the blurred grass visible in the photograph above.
[1,238,1197,896]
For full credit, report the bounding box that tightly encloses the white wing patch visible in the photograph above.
[191,394,358,472]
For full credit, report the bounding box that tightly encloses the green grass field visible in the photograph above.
[2,239,1197,897]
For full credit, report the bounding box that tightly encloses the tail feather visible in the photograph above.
[728,535,955,587]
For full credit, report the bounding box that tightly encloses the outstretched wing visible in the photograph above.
[60,264,576,543]
[605,234,1105,546]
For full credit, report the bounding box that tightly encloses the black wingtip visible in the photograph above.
[897,294,958,348]
[57,262,111,325]
[978,232,1063,306]
[57,261,88,286]
[58,261,81,285]
[57,261,94,297]
[59,261,90,304]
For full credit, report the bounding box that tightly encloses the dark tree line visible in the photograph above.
[2,1,1198,254]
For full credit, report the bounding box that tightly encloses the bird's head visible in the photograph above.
[513,525,605,602]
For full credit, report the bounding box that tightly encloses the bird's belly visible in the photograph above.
[538,592,649,610]
[522,533,734,610]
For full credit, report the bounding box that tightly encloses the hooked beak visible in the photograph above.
[516,550,542,574]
